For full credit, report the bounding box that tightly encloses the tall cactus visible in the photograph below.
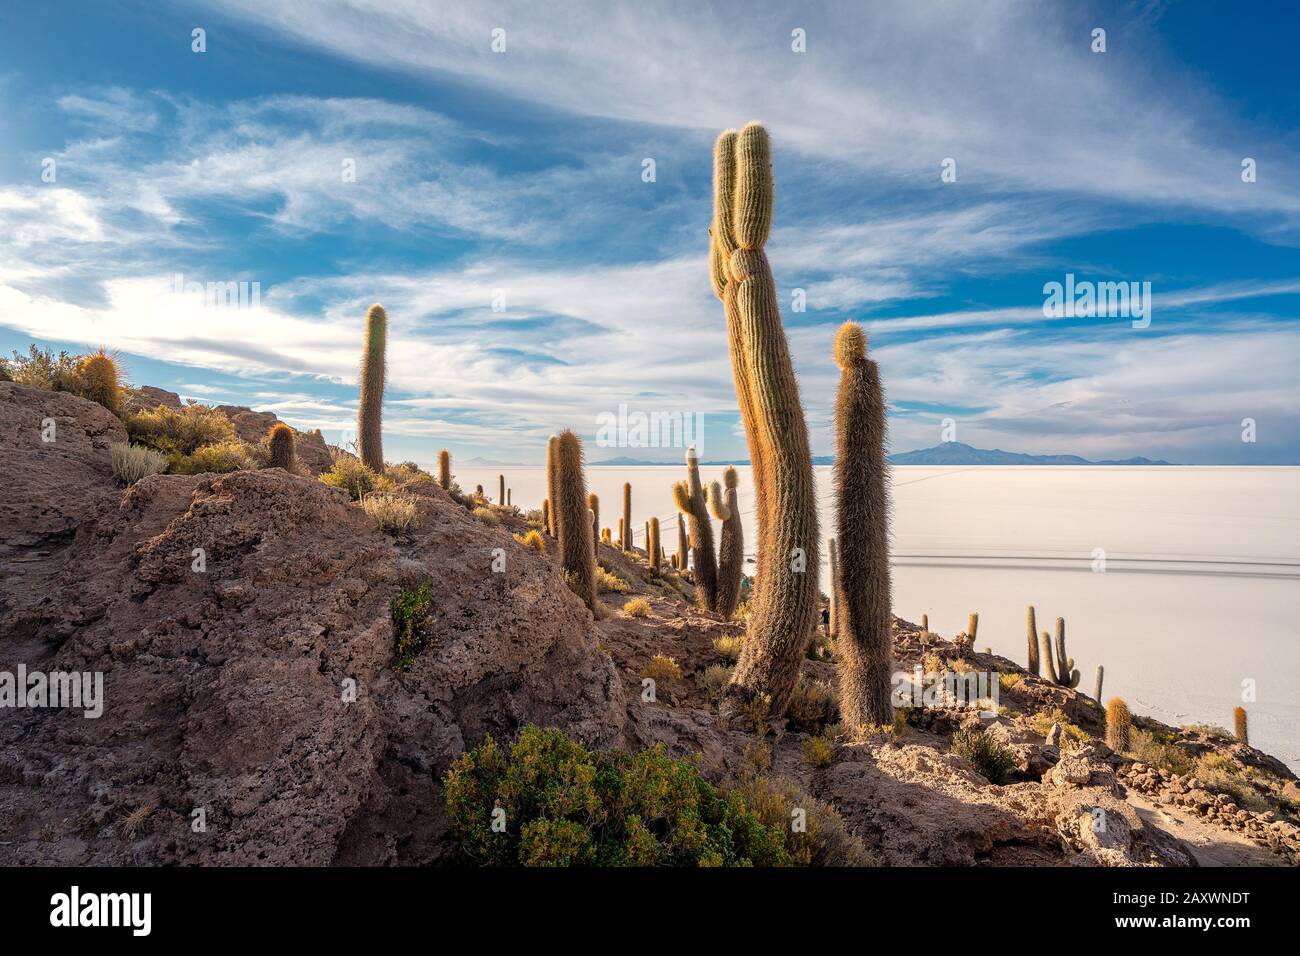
[437,449,451,490]
[546,436,559,536]
[554,430,596,609]
[830,323,893,729]
[1052,617,1080,688]
[358,304,387,471]
[709,123,820,714]
[267,423,297,472]
[712,467,744,619]
[499,474,505,505]
[622,482,632,551]
[649,517,661,571]
[1093,664,1105,703]
[1026,606,1040,676]
[676,512,688,571]
[588,493,599,550]
[827,538,839,640]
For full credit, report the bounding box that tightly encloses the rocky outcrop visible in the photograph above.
[214,405,333,476]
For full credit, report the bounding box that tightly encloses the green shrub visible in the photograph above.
[727,774,872,865]
[697,663,733,699]
[392,580,434,671]
[785,677,838,734]
[361,493,417,533]
[802,736,834,768]
[623,597,652,618]
[950,728,1017,784]
[169,439,255,474]
[319,455,390,501]
[443,726,794,866]
[1029,708,1089,745]
[1127,729,1194,776]
[595,567,628,593]
[712,633,744,662]
[3,345,80,390]
[126,402,236,457]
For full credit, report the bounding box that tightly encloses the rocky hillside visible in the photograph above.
[1,384,1296,866]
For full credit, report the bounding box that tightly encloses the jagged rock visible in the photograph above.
[214,404,334,475]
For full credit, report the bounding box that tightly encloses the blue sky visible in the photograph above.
[1,0,1298,464]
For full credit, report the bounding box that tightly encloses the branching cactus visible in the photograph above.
[1234,706,1249,745]
[672,478,713,611]
[712,467,744,619]
[555,430,596,609]
[1026,606,1040,676]
[1052,617,1080,688]
[649,517,661,571]
[268,423,297,472]
[683,447,719,609]
[622,482,632,551]
[358,304,387,471]
[588,493,599,550]
[438,449,451,490]
[709,123,820,714]
[1106,698,1132,752]
[830,323,893,728]
[546,436,559,536]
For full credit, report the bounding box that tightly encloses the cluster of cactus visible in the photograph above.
[1106,697,1132,752]
[358,304,387,471]
[708,123,820,714]
[671,447,721,611]
[1038,617,1080,688]
[553,430,596,609]
[829,322,893,728]
[267,423,297,472]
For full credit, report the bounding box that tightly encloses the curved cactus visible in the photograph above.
[709,123,819,714]
[358,304,387,471]
[554,430,595,609]
[830,323,893,728]
[438,449,451,490]
[267,423,297,472]
[1026,606,1040,676]
[713,466,744,619]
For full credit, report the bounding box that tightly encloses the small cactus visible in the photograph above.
[267,423,296,472]
[1039,631,1054,683]
[712,466,744,619]
[499,474,505,505]
[437,449,451,490]
[1093,664,1104,702]
[554,430,595,609]
[676,512,688,570]
[543,499,551,533]
[1234,706,1249,745]
[1106,697,1132,752]
[622,482,632,551]
[920,612,928,632]
[649,517,661,571]
[967,612,979,641]
[588,493,599,549]
[827,538,838,639]
[76,350,121,414]
[358,304,387,471]
[1026,606,1040,676]
[507,488,512,507]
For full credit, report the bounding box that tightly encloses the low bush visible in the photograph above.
[950,728,1017,784]
[126,402,236,457]
[319,455,391,501]
[361,493,418,533]
[110,443,168,485]
[727,774,873,866]
[712,633,744,663]
[785,677,838,734]
[169,439,255,474]
[514,530,546,552]
[595,567,628,593]
[642,654,682,683]
[622,597,652,618]
[392,580,434,671]
[443,726,795,866]
[802,736,834,768]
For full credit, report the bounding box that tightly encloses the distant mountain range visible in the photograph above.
[462,455,527,467]
[589,442,1174,467]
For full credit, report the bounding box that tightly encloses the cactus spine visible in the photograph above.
[358,304,387,471]
[437,449,451,490]
[1093,664,1104,703]
[649,517,661,571]
[588,493,599,550]
[712,467,744,619]
[830,322,893,728]
[1234,706,1248,745]
[546,436,559,536]
[622,482,632,551]
[1052,617,1080,688]
[1106,697,1132,752]
[268,423,296,472]
[1026,606,1040,676]
[710,123,819,714]
[554,430,596,609]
